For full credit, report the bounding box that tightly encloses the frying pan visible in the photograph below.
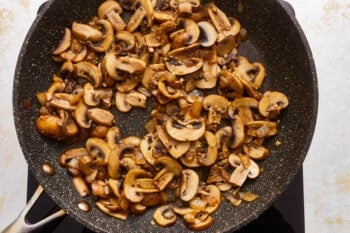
[9,0,318,232]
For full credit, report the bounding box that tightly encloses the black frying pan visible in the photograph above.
[11,0,318,232]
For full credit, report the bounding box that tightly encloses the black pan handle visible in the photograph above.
[1,186,66,233]
[281,1,295,17]
[37,0,52,16]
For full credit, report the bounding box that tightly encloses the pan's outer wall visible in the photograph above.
[13,0,317,232]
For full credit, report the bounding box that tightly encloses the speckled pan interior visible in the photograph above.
[13,0,318,232]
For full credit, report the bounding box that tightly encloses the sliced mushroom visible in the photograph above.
[71,22,103,42]
[158,79,183,99]
[243,144,269,160]
[83,82,100,106]
[197,21,217,47]
[156,125,190,159]
[106,126,122,149]
[198,131,218,166]
[165,57,203,76]
[180,169,199,201]
[165,117,205,142]
[258,91,289,119]
[219,70,244,96]
[246,120,278,138]
[125,90,148,108]
[115,30,136,51]
[228,154,260,186]
[86,137,111,162]
[184,211,214,230]
[105,53,146,75]
[98,0,126,31]
[73,101,91,129]
[124,168,150,203]
[108,143,136,179]
[140,134,157,165]
[170,0,200,16]
[153,205,177,227]
[52,28,71,55]
[73,61,102,88]
[230,115,245,149]
[89,20,114,52]
[195,61,219,89]
[36,114,64,140]
[204,185,221,214]
[203,94,229,127]
[87,108,115,126]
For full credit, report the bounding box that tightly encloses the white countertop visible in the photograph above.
[1,0,349,232]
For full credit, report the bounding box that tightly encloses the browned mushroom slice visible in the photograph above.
[83,82,99,106]
[204,184,222,214]
[140,134,158,165]
[87,108,115,126]
[165,57,203,76]
[98,0,126,31]
[156,125,190,159]
[170,0,200,16]
[180,141,201,167]
[197,21,217,47]
[96,201,128,220]
[203,94,229,128]
[49,93,76,111]
[258,91,289,119]
[108,143,135,179]
[158,79,183,99]
[115,30,136,51]
[231,114,245,149]
[52,28,71,55]
[115,92,132,113]
[89,20,114,52]
[125,91,147,109]
[243,144,269,160]
[86,137,111,162]
[36,114,64,140]
[184,211,214,230]
[165,117,205,142]
[105,53,146,75]
[198,131,218,166]
[73,101,91,129]
[216,35,236,57]
[228,154,260,186]
[180,169,199,201]
[60,110,79,137]
[246,120,278,138]
[195,61,219,89]
[219,70,244,96]
[153,205,177,227]
[73,61,102,88]
[124,168,150,203]
[71,22,103,42]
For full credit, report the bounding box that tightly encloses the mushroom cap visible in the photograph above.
[203,94,229,113]
[124,168,149,203]
[153,205,177,227]
[165,57,203,76]
[258,91,289,119]
[165,117,205,142]
[180,169,200,201]
[197,21,217,47]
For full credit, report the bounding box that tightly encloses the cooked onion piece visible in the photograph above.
[35,0,289,230]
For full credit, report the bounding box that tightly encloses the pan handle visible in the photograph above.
[1,185,66,233]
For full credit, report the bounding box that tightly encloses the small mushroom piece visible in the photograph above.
[230,115,245,149]
[60,110,79,137]
[140,134,158,165]
[52,28,71,55]
[158,79,182,99]
[170,0,200,16]
[204,185,221,214]
[156,125,191,159]
[73,61,102,88]
[243,144,269,160]
[115,92,132,113]
[195,61,219,89]
[49,93,76,111]
[216,35,236,57]
[115,30,136,51]
[258,91,289,119]
[106,54,146,74]
[124,168,149,203]
[165,117,206,142]
[73,101,91,129]
[207,3,240,42]
[154,156,183,178]
[83,82,100,106]
[106,126,122,149]
[86,137,111,162]
[184,211,214,230]
[36,114,64,140]
[180,169,199,201]
[218,70,244,96]
[198,131,218,166]
[153,205,177,227]
[177,18,200,45]
[89,20,114,52]
[87,108,115,126]
[108,143,135,179]
[203,94,229,127]
[197,21,217,47]
[72,176,90,197]
[125,91,147,109]
[246,121,278,138]
[228,154,260,186]
[98,0,126,31]
[165,57,203,76]
[71,22,103,42]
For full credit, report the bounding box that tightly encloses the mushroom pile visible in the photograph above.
[35,0,289,230]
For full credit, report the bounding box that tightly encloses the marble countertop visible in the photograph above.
[1,0,349,232]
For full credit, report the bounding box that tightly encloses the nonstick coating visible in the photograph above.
[13,0,318,232]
